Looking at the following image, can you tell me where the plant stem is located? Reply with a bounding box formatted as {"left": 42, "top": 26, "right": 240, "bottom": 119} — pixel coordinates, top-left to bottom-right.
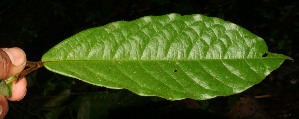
{"left": 17, "top": 61, "right": 44, "bottom": 81}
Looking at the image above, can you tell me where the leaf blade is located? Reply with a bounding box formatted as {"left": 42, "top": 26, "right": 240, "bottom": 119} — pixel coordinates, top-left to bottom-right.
{"left": 42, "top": 13, "right": 289, "bottom": 100}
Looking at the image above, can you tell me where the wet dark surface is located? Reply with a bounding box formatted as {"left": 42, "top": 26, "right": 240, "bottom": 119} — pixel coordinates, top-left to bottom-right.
{"left": 0, "top": 0, "right": 298, "bottom": 118}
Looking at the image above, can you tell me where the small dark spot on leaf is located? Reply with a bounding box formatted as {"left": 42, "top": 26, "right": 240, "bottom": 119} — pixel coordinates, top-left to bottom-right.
{"left": 174, "top": 69, "right": 178, "bottom": 72}
{"left": 262, "top": 52, "right": 268, "bottom": 57}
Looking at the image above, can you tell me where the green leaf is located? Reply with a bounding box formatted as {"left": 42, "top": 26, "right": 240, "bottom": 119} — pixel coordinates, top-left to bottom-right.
{"left": 0, "top": 76, "right": 15, "bottom": 97}
{"left": 42, "top": 13, "right": 290, "bottom": 100}
{"left": 0, "top": 81, "right": 9, "bottom": 97}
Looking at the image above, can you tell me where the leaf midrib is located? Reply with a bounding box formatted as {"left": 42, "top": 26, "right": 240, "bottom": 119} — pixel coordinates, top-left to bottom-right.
{"left": 43, "top": 57, "right": 285, "bottom": 62}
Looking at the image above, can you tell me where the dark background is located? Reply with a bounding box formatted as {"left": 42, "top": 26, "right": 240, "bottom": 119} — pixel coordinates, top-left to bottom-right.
{"left": 0, "top": 0, "right": 298, "bottom": 118}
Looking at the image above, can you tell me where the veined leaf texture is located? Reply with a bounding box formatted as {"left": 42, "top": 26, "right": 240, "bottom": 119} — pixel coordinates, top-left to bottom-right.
{"left": 42, "top": 13, "right": 290, "bottom": 100}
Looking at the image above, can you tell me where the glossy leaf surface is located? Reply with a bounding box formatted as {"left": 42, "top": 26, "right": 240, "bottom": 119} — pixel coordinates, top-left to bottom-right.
{"left": 42, "top": 14, "right": 289, "bottom": 100}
